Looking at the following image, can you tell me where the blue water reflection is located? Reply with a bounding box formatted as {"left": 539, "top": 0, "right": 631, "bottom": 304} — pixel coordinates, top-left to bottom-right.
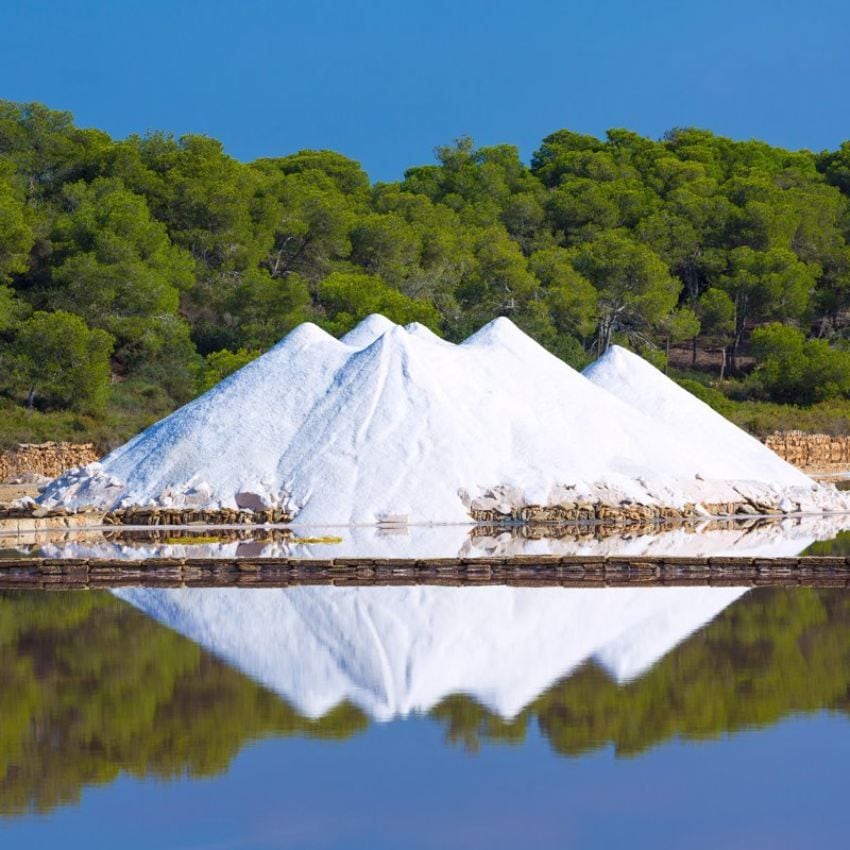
{"left": 1, "top": 585, "right": 849, "bottom": 849}
{"left": 3, "top": 714, "right": 848, "bottom": 850}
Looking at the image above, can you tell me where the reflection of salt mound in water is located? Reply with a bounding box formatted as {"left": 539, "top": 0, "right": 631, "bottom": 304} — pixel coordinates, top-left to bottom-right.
{"left": 115, "top": 585, "right": 747, "bottom": 721}
{"left": 463, "top": 515, "right": 850, "bottom": 560}
{"left": 40, "top": 315, "right": 848, "bottom": 522}
{"left": 25, "top": 514, "right": 850, "bottom": 561}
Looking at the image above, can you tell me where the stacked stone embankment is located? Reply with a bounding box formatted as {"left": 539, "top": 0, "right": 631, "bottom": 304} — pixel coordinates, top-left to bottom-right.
{"left": 0, "top": 442, "right": 99, "bottom": 482}
{"left": 765, "top": 432, "right": 850, "bottom": 475}
{"left": 0, "top": 500, "right": 793, "bottom": 529}
{"left": 1, "top": 555, "right": 850, "bottom": 589}
{"left": 469, "top": 500, "right": 771, "bottom": 524}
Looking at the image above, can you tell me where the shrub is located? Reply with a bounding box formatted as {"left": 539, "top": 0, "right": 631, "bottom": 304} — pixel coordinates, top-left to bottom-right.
{"left": 751, "top": 323, "right": 850, "bottom": 405}
{"left": 4, "top": 311, "right": 113, "bottom": 414}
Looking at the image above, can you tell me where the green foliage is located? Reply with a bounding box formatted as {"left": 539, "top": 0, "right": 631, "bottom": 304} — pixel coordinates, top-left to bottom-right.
{"left": 0, "top": 285, "right": 29, "bottom": 333}
{"left": 0, "top": 168, "right": 33, "bottom": 280}
{"left": 696, "top": 287, "right": 735, "bottom": 339}
{"left": 208, "top": 270, "right": 312, "bottom": 353}
{"left": 4, "top": 310, "right": 113, "bottom": 413}
{"left": 673, "top": 374, "right": 850, "bottom": 436}
{"left": 431, "top": 588, "right": 850, "bottom": 758}
{"left": 4, "top": 100, "right": 850, "bottom": 442}
{"left": 717, "top": 247, "right": 817, "bottom": 357}
{"left": 49, "top": 177, "right": 195, "bottom": 370}
{"left": 0, "top": 101, "right": 111, "bottom": 199}
{"left": 658, "top": 306, "right": 700, "bottom": 345}
{"left": 198, "top": 348, "right": 259, "bottom": 393}
{"left": 569, "top": 230, "right": 680, "bottom": 351}
{"left": 751, "top": 323, "right": 850, "bottom": 403}
{"left": 528, "top": 248, "right": 596, "bottom": 337}
{"left": 0, "top": 592, "right": 368, "bottom": 815}
{"left": 817, "top": 140, "right": 850, "bottom": 196}
{"left": 318, "top": 271, "right": 441, "bottom": 335}
{"left": 750, "top": 323, "right": 807, "bottom": 401}
{"left": 675, "top": 377, "right": 736, "bottom": 415}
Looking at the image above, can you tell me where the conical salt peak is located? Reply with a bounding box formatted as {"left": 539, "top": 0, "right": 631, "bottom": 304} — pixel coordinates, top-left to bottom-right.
{"left": 201, "top": 322, "right": 337, "bottom": 393}
{"left": 461, "top": 316, "right": 524, "bottom": 346}
{"left": 461, "top": 316, "right": 550, "bottom": 360}
{"left": 404, "top": 321, "right": 446, "bottom": 343}
{"left": 583, "top": 344, "right": 663, "bottom": 385}
{"left": 340, "top": 314, "right": 397, "bottom": 348}
{"left": 607, "top": 344, "right": 649, "bottom": 365}
{"left": 272, "top": 322, "right": 340, "bottom": 353}
{"left": 354, "top": 322, "right": 420, "bottom": 356}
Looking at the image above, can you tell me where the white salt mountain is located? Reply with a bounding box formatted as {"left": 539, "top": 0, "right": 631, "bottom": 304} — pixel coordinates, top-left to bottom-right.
{"left": 583, "top": 346, "right": 812, "bottom": 495}
{"left": 40, "top": 315, "right": 848, "bottom": 523}
{"left": 114, "top": 584, "right": 747, "bottom": 721}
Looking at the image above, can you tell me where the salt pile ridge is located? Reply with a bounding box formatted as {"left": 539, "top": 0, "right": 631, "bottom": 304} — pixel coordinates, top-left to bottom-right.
{"left": 115, "top": 585, "right": 747, "bottom": 721}
{"left": 40, "top": 315, "right": 850, "bottom": 523}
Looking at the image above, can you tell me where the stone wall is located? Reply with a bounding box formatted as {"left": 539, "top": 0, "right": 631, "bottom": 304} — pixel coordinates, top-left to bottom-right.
{"left": 764, "top": 431, "right": 850, "bottom": 475}
{"left": 1, "top": 431, "right": 846, "bottom": 490}
{"left": 1, "top": 554, "right": 849, "bottom": 590}
{"left": 0, "top": 442, "right": 99, "bottom": 482}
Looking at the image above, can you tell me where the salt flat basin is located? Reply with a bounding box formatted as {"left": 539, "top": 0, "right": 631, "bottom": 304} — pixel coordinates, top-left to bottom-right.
{"left": 116, "top": 583, "right": 747, "bottom": 722}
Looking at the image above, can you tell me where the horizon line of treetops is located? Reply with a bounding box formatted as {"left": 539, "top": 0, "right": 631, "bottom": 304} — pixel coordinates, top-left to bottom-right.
{"left": 3, "top": 98, "right": 850, "bottom": 422}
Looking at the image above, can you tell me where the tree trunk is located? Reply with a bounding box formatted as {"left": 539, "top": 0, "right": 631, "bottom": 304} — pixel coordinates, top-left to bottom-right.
{"left": 692, "top": 336, "right": 697, "bottom": 366}
{"left": 719, "top": 347, "right": 726, "bottom": 380}
{"left": 599, "top": 321, "right": 613, "bottom": 356}
{"left": 730, "top": 293, "right": 747, "bottom": 375}
{"left": 729, "top": 325, "right": 746, "bottom": 375}
{"left": 26, "top": 387, "right": 35, "bottom": 411}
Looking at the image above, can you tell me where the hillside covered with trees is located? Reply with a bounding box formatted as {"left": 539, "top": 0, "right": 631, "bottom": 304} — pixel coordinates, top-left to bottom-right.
{"left": 3, "top": 101, "right": 850, "bottom": 446}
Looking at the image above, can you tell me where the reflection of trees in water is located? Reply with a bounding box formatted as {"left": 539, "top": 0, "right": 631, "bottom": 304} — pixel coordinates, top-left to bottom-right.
{"left": 0, "top": 592, "right": 367, "bottom": 816}
{"left": 3, "top": 588, "right": 850, "bottom": 816}
{"left": 803, "top": 530, "right": 850, "bottom": 556}
{"left": 433, "top": 588, "right": 850, "bottom": 756}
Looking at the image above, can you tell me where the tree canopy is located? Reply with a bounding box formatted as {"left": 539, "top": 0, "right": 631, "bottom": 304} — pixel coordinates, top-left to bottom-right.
{"left": 4, "top": 100, "right": 850, "bottom": 441}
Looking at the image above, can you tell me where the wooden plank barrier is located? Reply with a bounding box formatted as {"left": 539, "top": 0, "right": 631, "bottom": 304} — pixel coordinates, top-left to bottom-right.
{"left": 1, "top": 556, "right": 850, "bottom": 590}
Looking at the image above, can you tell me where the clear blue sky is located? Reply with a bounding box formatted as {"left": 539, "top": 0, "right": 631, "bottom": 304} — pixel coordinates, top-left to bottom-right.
{"left": 2, "top": 0, "right": 847, "bottom": 182}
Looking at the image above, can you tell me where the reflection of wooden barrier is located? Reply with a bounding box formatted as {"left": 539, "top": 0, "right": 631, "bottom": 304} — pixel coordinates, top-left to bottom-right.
{"left": 2, "top": 556, "right": 850, "bottom": 589}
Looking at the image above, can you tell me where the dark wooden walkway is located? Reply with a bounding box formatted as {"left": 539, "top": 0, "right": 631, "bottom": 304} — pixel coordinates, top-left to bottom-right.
{"left": 1, "top": 555, "right": 850, "bottom": 589}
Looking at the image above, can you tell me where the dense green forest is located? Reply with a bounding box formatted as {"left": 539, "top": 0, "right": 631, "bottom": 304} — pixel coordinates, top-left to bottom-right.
{"left": 3, "top": 100, "right": 850, "bottom": 447}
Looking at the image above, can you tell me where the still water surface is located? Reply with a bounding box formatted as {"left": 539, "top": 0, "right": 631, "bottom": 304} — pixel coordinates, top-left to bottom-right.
{"left": 1, "top": 584, "right": 849, "bottom": 848}
{"left": 5, "top": 513, "right": 850, "bottom": 560}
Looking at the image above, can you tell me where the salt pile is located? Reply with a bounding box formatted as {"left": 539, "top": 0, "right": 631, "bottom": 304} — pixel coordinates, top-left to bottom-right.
{"left": 583, "top": 346, "right": 812, "bottom": 492}
{"left": 115, "top": 584, "right": 747, "bottom": 721}
{"left": 40, "top": 315, "right": 849, "bottom": 523}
